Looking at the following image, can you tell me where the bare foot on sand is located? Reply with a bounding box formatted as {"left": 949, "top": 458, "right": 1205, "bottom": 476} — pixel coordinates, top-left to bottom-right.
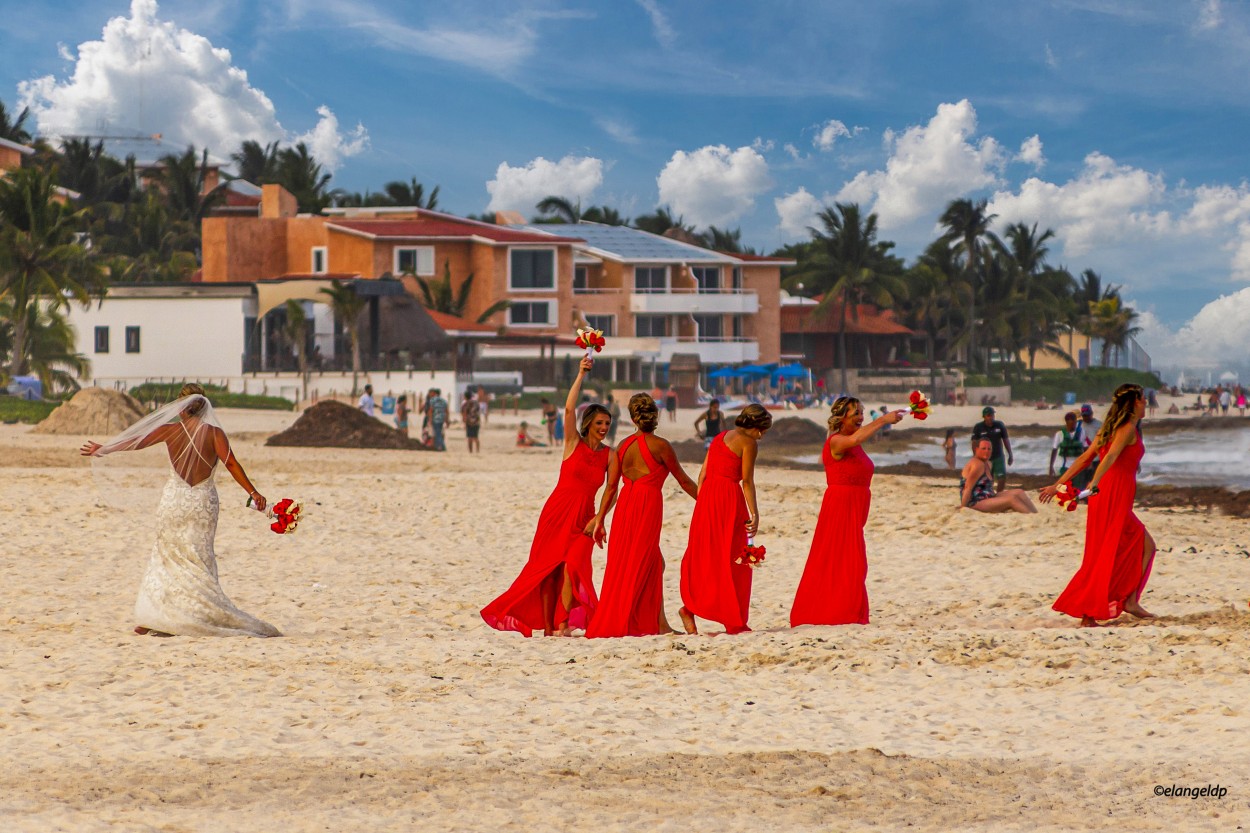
{"left": 1123, "top": 600, "right": 1156, "bottom": 619}
{"left": 678, "top": 606, "right": 697, "bottom": 635}
{"left": 1079, "top": 617, "right": 1103, "bottom": 628}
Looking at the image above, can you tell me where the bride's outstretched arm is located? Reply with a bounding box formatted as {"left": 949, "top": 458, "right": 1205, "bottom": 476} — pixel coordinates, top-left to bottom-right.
{"left": 213, "top": 428, "right": 267, "bottom": 511}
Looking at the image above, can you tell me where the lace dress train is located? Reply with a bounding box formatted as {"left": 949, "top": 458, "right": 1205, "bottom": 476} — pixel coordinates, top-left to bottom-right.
{"left": 133, "top": 473, "right": 281, "bottom": 637}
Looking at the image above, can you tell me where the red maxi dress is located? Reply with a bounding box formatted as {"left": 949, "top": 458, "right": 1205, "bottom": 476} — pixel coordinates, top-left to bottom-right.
{"left": 586, "top": 434, "right": 670, "bottom": 638}
{"left": 790, "top": 439, "right": 873, "bottom": 626}
{"left": 1053, "top": 433, "right": 1153, "bottom": 620}
{"left": 679, "top": 431, "right": 752, "bottom": 634}
{"left": 481, "top": 440, "right": 607, "bottom": 635}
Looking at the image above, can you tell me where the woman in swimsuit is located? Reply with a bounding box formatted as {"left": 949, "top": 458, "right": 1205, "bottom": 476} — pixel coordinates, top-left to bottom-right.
{"left": 959, "top": 438, "right": 1037, "bottom": 513}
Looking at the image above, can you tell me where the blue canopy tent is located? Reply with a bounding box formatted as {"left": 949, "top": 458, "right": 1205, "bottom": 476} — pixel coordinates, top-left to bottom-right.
{"left": 707, "top": 366, "right": 744, "bottom": 380}
{"left": 6, "top": 376, "right": 43, "bottom": 400}
{"left": 736, "top": 363, "right": 777, "bottom": 377}
{"left": 770, "top": 363, "right": 808, "bottom": 380}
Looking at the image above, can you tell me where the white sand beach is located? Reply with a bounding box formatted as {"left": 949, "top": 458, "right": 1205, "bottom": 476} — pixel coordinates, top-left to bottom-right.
{"left": 1, "top": 403, "right": 1248, "bottom": 831}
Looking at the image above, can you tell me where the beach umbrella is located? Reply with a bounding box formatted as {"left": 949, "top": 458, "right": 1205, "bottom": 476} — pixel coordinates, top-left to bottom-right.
{"left": 708, "top": 366, "right": 742, "bottom": 379}
{"left": 737, "top": 363, "right": 776, "bottom": 377}
{"left": 771, "top": 363, "right": 808, "bottom": 379}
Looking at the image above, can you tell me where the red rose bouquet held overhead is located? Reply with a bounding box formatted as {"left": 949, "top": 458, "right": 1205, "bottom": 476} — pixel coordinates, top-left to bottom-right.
{"left": 247, "top": 496, "right": 305, "bottom": 534}
{"left": 907, "top": 390, "right": 932, "bottom": 420}
{"left": 735, "top": 536, "right": 767, "bottom": 569}
{"left": 575, "top": 327, "right": 607, "bottom": 360}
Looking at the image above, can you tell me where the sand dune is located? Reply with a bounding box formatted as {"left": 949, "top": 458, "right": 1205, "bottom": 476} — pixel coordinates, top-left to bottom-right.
{"left": 1, "top": 406, "right": 1247, "bottom": 831}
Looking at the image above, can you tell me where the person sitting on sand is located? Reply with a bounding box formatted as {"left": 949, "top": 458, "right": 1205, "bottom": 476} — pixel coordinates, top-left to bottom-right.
{"left": 959, "top": 439, "right": 1037, "bottom": 513}
{"left": 516, "top": 421, "right": 546, "bottom": 447}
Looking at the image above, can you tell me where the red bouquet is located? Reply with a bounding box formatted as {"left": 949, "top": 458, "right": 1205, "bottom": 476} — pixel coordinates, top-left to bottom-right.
{"left": 735, "top": 537, "right": 767, "bottom": 569}
{"left": 907, "top": 390, "right": 932, "bottom": 420}
{"left": 248, "top": 496, "right": 304, "bottom": 534}
{"left": 1053, "top": 483, "right": 1079, "bottom": 512}
{"left": 575, "top": 326, "right": 607, "bottom": 359}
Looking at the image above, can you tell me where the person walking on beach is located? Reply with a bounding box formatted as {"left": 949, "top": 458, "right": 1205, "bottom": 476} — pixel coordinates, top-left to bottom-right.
{"left": 1041, "top": 384, "right": 1158, "bottom": 627}
{"left": 80, "top": 384, "right": 280, "bottom": 637}
{"left": 694, "top": 399, "right": 724, "bottom": 449}
{"left": 426, "top": 389, "right": 449, "bottom": 451}
{"left": 541, "top": 398, "right": 559, "bottom": 445}
{"left": 1049, "top": 411, "right": 1084, "bottom": 477}
{"left": 970, "top": 406, "right": 1012, "bottom": 493}
{"left": 665, "top": 386, "right": 678, "bottom": 422}
{"left": 678, "top": 404, "right": 772, "bottom": 635}
{"left": 942, "top": 429, "right": 957, "bottom": 469}
{"left": 461, "top": 390, "right": 481, "bottom": 453}
{"left": 607, "top": 396, "right": 621, "bottom": 444}
{"left": 1072, "top": 404, "right": 1101, "bottom": 492}
{"left": 587, "top": 393, "right": 699, "bottom": 638}
{"left": 790, "top": 398, "right": 905, "bottom": 627}
{"left": 959, "top": 439, "right": 1038, "bottom": 513}
{"left": 394, "top": 394, "right": 410, "bottom": 436}
{"left": 357, "top": 384, "right": 376, "bottom": 417}
{"left": 482, "top": 358, "right": 615, "bottom": 637}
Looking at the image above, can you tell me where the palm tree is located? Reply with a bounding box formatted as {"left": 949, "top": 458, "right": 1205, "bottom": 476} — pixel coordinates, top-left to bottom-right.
{"left": 283, "top": 299, "right": 310, "bottom": 401}
{"left": 413, "top": 259, "right": 511, "bottom": 323}
{"left": 231, "top": 139, "right": 280, "bottom": 184}
{"left": 534, "top": 195, "right": 582, "bottom": 223}
{"left": 581, "top": 205, "right": 628, "bottom": 226}
{"left": 1088, "top": 296, "right": 1141, "bottom": 368}
{"left": 0, "top": 168, "right": 101, "bottom": 377}
{"left": 0, "top": 100, "right": 32, "bottom": 144}
{"left": 902, "top": 243, "right": 967, "bottom": 393}
{"left": 700, "top": 226, "right": 757, "bottom": 254}
{"left": 0, "top": 300, "right": 90, "bottom": 394}
{"left": 633, "top": 206, "right": 695, "bottom": 238}
{"left": 276, "top": 142, "right": 332, "bottom": 213}
{"left": 157, "top": 146, "right": 226, "bottom": 224}
{"left": 319, "top": 280, "right": 368, "bottom": 395}
{"left": 383, "top": 178, "right": 439, "bottom": 209}
{"left": 1001, "top": 222, "right": 1066, "bottom": 378}
{"left": 787, "top": 202, "right": 905, "bottom": 392}
{"left": 939, "top": 198, "right": 997, "bottom": 374}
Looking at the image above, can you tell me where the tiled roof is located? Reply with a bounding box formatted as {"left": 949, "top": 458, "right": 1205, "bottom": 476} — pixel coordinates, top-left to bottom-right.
{"left": 328, "top": 219, "right": 581, "bottom": 244}
{"left": 780, "top": 302, "right": 914, "bottom": 336}
{"left": 524, "top": 223, "right": 732, "bottom": 262}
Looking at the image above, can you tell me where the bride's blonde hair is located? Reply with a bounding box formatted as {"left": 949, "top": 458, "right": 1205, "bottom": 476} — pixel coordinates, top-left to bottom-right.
{"left": 180, "top": 383, "right": 207, "bottom": 416}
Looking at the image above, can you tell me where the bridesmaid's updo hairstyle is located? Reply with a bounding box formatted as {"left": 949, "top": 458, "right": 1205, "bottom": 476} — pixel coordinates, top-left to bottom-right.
{"left": 1095, "top": 383, "right": 1144, "bottom": 447}
{"left": 827, "top": 396, "right": 862, "bottom": 435}
{"left": 179, "top": 382, "right": 207, "bottom": 417}
{"left": 734, "top": 403, "right": 773, "bottom": 432}
{"left": 628, "top": 393, "right": 660, "bottom": 433}
{"left": 579, "top": 403, "right": 612, "bottom": 438}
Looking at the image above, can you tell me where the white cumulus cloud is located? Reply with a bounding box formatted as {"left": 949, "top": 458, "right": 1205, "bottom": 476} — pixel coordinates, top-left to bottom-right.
{"left": 1136, "top": 287, "right": 1250, "bottom": 370}
{"left": 293, "top": 106, "right": 370, "bottom": 173}
{"left": 835, "top": 99, "right": 1006, "bottom": 230}
{"left": 485, "top": 155, "right": 604, "bottom": 213}
{"left": 656, "top": 144, "right": 772, "bottom": 227}
{"left": 813, "top": 119, "right": 851, "bottom": 152}
{"left": 775, "top": 187, "right": 824, "bottom": 240}
{"left": 18, "top": 0, "right": 366, "bottom": 170}
{"left": 1017, "top": 135, "right": 1045, "bottom": 169}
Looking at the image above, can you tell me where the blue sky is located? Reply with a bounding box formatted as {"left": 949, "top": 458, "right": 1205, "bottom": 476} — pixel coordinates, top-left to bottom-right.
{"left": 3, "top": 0, "right": 1250, "bottom": 370}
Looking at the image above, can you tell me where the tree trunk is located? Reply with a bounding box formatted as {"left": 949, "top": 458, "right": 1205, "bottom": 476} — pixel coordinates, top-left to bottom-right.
{"left": 1028, "top": 347, "right": 1036, "bottom": 382}
{"left": 926, "top": 333, "right": 937, "bottom": 396}
{"left": 350, "top": 327, "right": 362, "bottom": 395}
{"left": 8, "top": 306, "right": 29, "bottom": 377}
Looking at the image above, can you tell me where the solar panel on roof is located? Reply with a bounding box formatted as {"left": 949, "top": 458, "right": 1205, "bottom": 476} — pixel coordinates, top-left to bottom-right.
{"left": 524, "top": 224, "right": 730, "bottom": 262}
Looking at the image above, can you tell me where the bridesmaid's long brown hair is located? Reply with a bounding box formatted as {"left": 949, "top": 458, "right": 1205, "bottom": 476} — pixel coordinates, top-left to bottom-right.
{"left": 1094, "top": 383, "right": 1144, "bottom": 447}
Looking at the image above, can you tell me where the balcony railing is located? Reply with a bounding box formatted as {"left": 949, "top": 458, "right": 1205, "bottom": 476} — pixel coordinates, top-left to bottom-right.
{"left": 630, "top": 289, "right": 759, "bottom": 315}
{"left": 573, "top": 287, "right": 625, "bottom": 295}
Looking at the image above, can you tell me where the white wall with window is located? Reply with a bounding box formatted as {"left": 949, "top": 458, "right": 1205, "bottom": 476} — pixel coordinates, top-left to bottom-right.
{"left": 65, "top": 287, "right": 254, "bottom": 385}
{"left": 393, "top": 246, "right": 435, "bottom": 276}
{"left": 508, "top": 299, "right": 557, "bottom": 327}
{"left": 635, "top": 314, "right": 669, "bottom": 338}
{"left": 509, "top": 248, "right": 556, "bottom": 291}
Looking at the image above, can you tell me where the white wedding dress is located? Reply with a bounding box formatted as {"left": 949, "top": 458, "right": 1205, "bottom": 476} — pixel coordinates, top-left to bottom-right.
{"left": 133, "top": 471, "right": 281, "bottom": 637}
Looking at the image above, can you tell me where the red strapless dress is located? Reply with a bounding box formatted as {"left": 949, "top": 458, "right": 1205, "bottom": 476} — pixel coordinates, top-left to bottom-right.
{"left": 481, "top": 440, "right": 607, "bottom": 635}
{"left": 586, "top": 433, "right": 670, "bottom": 638}
{"left": 679, "top": 432, "right": 752, "bottom": 634}
{"left": 1053, "top": 434, "right": 1153, "bottom": 620}
{"left": 790, "top": 439, "right": 873, "bottom": 626}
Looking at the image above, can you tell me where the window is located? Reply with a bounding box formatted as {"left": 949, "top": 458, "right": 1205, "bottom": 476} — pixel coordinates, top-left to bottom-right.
{"left": 694, "top": 314, "right": 723, "bottom": 340}
{"left": 573, "top": 266, "right": 588, "bottom": 293}
{"left": 125, "top": 326, "right": 141, "bottom": 353}
{"left": 633, "top": 266, "right": 667, "bottom": 294}
{"left": 394, "top": 246, "right": 435, "bottom": 276}
{"left": 692, "top": 266, "right": 721, "bottom": 293}
{"left": 584, "top": 314, "right": 615, "bottom": 337}
{"left": 732, "top": 266, "right": 743, "bottom": 290}
{"left": 508, "top": 300, "right": 555, "bottom": 327}
{"left": 94, "top": 326, "right": 109, "bottom": 354}
{"left": 731, "top": 315, "right": 743, "bottom": 339}
{"left": 635, "top": 315, "right": 668, "bottom": 338}
{"left": 311, "top": 246, "right": 328, "bottom": 274}
{"left": 509, "top": 249, "right": 555, "bottom": 290}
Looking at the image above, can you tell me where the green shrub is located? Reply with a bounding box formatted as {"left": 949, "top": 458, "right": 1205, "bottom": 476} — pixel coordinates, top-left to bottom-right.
{"left": 0, "top": 397, "right": 60, "bottom": 424}
{"left": 128, "top": 382, "right": 294, "bottom": 411}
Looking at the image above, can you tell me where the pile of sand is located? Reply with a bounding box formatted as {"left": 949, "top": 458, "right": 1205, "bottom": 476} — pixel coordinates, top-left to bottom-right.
{"left": 266, "top": 400, "right": 430, "bottom": 450}
{"left": 31, "top": 388, "right": 146, "bottom": 435}
{"left": 766, "top": 415, "right": 829, "bottom": 445}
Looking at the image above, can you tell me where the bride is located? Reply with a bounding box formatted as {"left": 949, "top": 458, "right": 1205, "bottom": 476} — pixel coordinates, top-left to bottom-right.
{"left": 80, "top": 383, "right": 281, "bottom": 637}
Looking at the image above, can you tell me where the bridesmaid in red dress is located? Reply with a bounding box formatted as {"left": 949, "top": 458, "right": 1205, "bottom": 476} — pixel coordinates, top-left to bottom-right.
{"left": 481, "top": 358, "right": 617, "bottom": 636}
{"left": 586, "top": 394, "right": 698, "bottom": 638}
{"left": 678, "top": 404, "right": 773, "bottom": 635}
{"left": 790, "top": 397, "right": 905, "bottom": 627}
{"left": 1041, "top": 384, "right": 1159, "bottom": 627}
